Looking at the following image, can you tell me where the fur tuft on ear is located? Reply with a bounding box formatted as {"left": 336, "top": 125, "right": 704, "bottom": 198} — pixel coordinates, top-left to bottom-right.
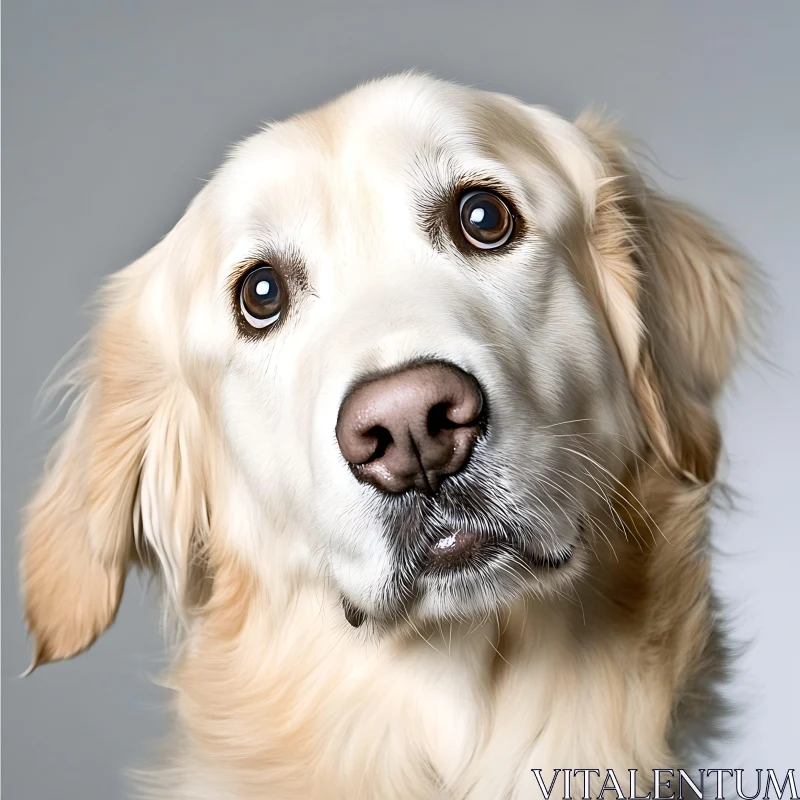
{"left": 22, "top": 401, "right": 129, "bottom": 666}
{"left": 576, "top": 111, "right": 753, "bottom": 484}
{"left": 21, "top": 235, "right": 212, "bottom": 667}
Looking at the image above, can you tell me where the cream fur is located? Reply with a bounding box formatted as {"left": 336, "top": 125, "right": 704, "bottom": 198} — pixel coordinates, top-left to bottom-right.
{"left": 20, "top": 74, "right": 753, "bottom": 799}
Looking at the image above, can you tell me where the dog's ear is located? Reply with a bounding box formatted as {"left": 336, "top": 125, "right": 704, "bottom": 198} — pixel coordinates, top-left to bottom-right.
{"left": 21, "top": 204, "right": 215, "bottom": 668}
{"left": 575, "top": 113, "right": 753, "bottom": 483}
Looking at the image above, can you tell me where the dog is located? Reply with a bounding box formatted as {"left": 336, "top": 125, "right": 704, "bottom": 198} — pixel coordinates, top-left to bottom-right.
{"left": 20, "top": 74, "right": 752, "bottom": 799}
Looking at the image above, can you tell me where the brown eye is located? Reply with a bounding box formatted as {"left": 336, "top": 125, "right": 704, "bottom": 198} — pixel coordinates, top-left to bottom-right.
{"left": 239, "top": 264, "right": 283, "bottom": 329}
{"left": 458, "top": 190, "right": 513, "bottom": 250}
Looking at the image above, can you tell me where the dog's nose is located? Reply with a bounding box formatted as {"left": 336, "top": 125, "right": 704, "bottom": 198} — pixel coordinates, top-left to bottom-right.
{"left": 336, "top": 361, "right": 484, "bottom": 494}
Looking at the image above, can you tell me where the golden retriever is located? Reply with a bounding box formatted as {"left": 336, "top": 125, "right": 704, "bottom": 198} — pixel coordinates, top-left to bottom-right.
{"left": 21, "top": 74, "right": 752, "bottom": 799}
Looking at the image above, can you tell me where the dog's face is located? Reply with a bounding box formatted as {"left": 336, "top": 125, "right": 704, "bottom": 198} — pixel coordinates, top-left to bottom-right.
{"left": 23, "top": 75, "right": 744, "bottom": 662}
{"left": 191, "top": 77, "right": 636, "bottom": 625}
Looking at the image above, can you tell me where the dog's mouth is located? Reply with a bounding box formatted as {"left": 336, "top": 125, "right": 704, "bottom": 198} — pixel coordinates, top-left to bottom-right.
{"left": 342, "top": 519, "right": 578, "bottom": 628}
{"left": 424, "top": 527, "right": 575, "bottom": 573}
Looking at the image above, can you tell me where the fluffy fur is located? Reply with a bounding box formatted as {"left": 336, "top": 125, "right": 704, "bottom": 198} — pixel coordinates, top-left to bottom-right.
{"left": 21, "top": 75, "right": 753, "bottom": 799}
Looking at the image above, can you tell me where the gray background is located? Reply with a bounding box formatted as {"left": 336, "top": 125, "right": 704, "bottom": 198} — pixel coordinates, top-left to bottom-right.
{"left": 3, "top": 2, "right": 799, "bottom": 797}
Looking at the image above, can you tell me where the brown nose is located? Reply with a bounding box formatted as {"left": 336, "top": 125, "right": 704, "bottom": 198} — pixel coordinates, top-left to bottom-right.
{"left": 336, "top": 361, "right": 484, "bottom": 494}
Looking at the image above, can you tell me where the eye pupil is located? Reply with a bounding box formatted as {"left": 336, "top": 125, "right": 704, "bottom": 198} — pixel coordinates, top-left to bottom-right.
{"left": 239, "top": 264, "right": 283, "bottom": 331}
{"left": 459, "top": 190, "right": 513, "bottom": 250}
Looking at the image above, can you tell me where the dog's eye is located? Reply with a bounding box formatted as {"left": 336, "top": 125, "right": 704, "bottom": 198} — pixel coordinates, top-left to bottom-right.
{"left": 239, "top": 264, "right": 283, "bottom": 329}
{"left": 458, "top": 190, "right": 513, "bottom": 250}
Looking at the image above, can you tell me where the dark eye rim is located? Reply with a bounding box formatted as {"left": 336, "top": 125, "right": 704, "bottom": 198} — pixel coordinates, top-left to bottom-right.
{"left": 458, "top": 189, "right": 515, "bottom": 250}
{"left": 231, "top": 260, "right": 289, "bottom": 338}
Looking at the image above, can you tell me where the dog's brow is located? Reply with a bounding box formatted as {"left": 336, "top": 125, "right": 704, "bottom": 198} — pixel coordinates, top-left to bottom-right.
{"left": 230, "top": 244, "right": 312, "bottom": 296}
{"left": 409, "top": 147, "right": 523, "bottom": 211}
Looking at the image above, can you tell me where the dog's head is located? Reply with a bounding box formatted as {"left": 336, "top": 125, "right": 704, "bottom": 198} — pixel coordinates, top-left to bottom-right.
{"left": 21, "top": 75, "right": 749, "bottom": 662}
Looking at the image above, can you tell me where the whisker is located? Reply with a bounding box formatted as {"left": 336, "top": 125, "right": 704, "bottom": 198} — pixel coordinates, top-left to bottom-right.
{"left": 556, "top": 445, "right": 669, "bottom": 544}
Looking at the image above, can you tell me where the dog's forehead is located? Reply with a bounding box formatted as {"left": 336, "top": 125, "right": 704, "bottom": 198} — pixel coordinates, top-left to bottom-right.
{"left": 247, "top": 76, "right": 490, "bottom": 171}
{"left": 213, "top": 77, "right": 516, "bottom": 237}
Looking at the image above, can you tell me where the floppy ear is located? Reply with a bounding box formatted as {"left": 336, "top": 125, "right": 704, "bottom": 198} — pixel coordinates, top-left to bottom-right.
{"left": 575, "top": 112, "right": 753, "bottom": 483}
{"left": 21, "top": 220, "right": 213, "bottom": 667}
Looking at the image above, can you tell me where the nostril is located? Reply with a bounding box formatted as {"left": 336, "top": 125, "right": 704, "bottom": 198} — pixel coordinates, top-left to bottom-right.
{"left": 427, "top": 404, "right": 445, "bottom": 436}
{"left": 365, "top": 425, "right": 393, "bottom": 462}
{"left": 427, "top": 388, "right": 484, "bottom": 437}
{"left": 427, "top": 402, "right": 457, "bottom": 435}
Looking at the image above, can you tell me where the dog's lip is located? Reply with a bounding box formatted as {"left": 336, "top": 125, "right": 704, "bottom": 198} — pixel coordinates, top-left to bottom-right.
{"left": 521, "top": 544, "right": 575, "bottom": 569}
{"left": 424, "top": 527, "right": 575, "bottom": 572}
{"left": 427, "top": 528, "right": 480, "bottom": 568}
